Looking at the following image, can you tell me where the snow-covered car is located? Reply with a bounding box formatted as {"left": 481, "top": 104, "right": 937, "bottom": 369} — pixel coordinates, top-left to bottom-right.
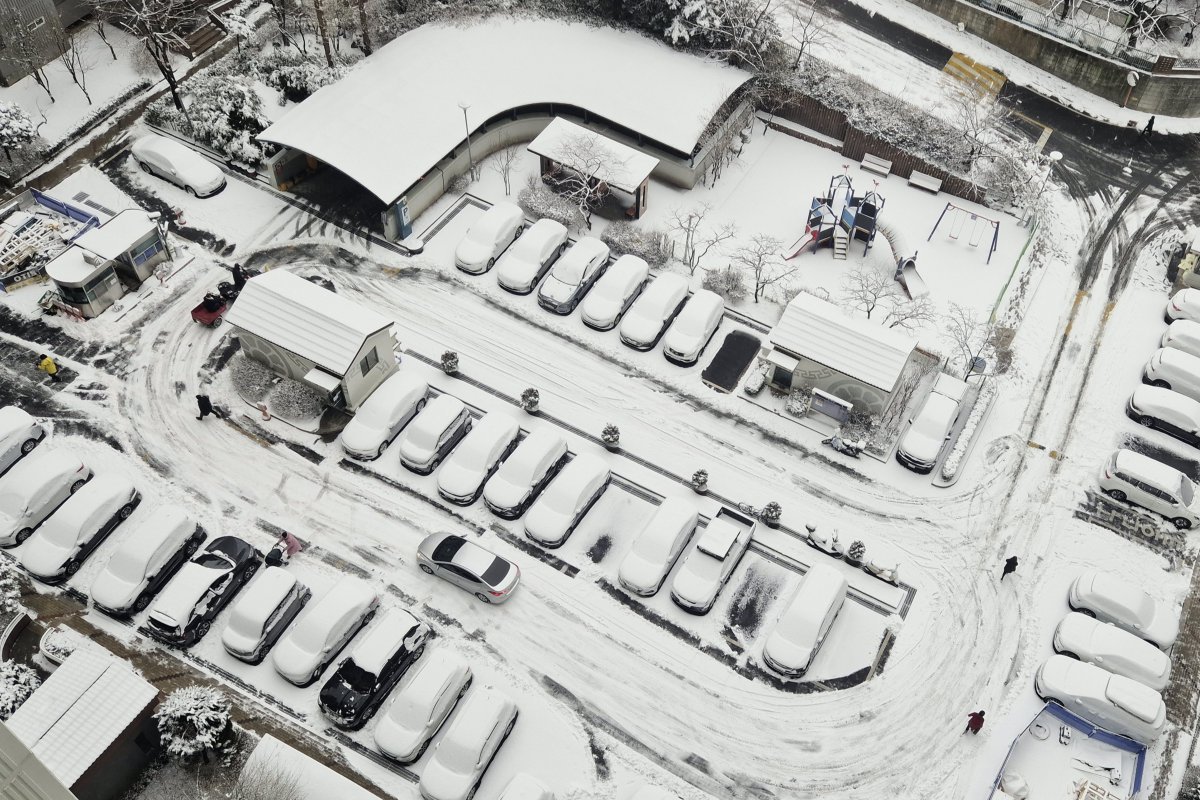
{"left": 418, "top": 690, "right": 519, "bottom": 800}
{"left": 221, "top": 567, "right": 311, "bottom": 664}
{"left": 761, "top": 564, "right": 847, "bottom": 677}
{"left": 580, "top": 254, "right": 650, "bottom": 331}
{"left": 1068, "top": 570, "right": 1179, "bottom": 649}
{"left": 319, "top": 607, "right": 431, "bottom": 730}
{"left": 524, "top": 454, "right": 610, "bottom": 548}
{"left": 436, "top": 412, "right": 521, "bottom": 505}
{"left": 619, "top": 273, "right": 690, "bottom": 350}
{"left": 1143, "top": 347, "right": 1200, "bottom": 402}
{"left": 1053, "top": 612, "right": 1171, "bottom": 691}
{"left": 896, "top": 373, "right": 970, "bottom": 473}
{"left": 494, "top": 218, "right": 568, "bottom": 291}
{"left": 482, "top": 428, "right": 568, "bottom": 519}
{"left": 1034, "top": 655, "right": 1166, "bottom": 744}
{"left": 374, "top": 647, "right": 473, "bottom": 763}
{"left": 272, "top": 578, "right": 379, "bottom": 686}
{"left": 456, "top": 202, "right": 526, "bottom": 275}
{"left": 498, "top": 774, "right": 553, "bottom": 800}
{"left": 416, "top": 532, "right": 521, "bottom": 604}
{"left": 1126, "top": 385, "right": 1200, "bottom": 448}
{"left": 340, "top": 372, "right": 429, "bottom": 460}
{"left": 145, "top": 536, "right": 261, "bottom": 647}
{"left": 0, "top": 406, "right": 45, "bottom": 478}
{"left": 0, "top": 449, "right": 92, "bottom": 546}
{"left": 670, "top": 508, "right": 755, "bottom": 615}
{"left": 20, "top": 473, "right": 141, "bottom": 584}
{"left": 661, "top": 289, "right": 724, "bottom": 365}
{"left": 131, "top": 134, "right": 226, "bottom": 197}
{"left": 1161, "top": 318, "right": 1200, "bottom": 359}
{"left": 91, "top": 505, "right": 203, "bottom": 618}
{"left": 1165, "top": 287, "right": 1200, "bottom": 323}
{"left": 399, "top": 394, "right": 473, "bottom": 475}
{"left": 535, "top": 236, "right": 610, "bottom": 313}
{"left": 618, "top": 498, "right": 698, "bottom": 596}
{"left": 1098, "top": 448, "right": 1200, "bottom": 530}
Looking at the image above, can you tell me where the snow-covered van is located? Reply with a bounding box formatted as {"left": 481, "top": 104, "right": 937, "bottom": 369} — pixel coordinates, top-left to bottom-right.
{"left": 0, "top": 449, "right": 91, "bottom": 546}
{"left": 1143, "top": 347, "right": 1200, "bottom": 402}
{"left": 21, "top": 473, "right": 140, "bottom": 583}
{"left": 90, "top": 505, "right": 202, "bottom": 617}
{"left": 761, "top": 564, "right": 847, "bottom": 677}
{"left": 456, "top": 202, "right": 525, "bottom": 275}
{"left": 0, "top": 405, "right": 45, "bottom": 478}
{"left": 482, "top": 428, "right": 568, "bottom": 519}
{"left": 1098, "top": 448, "right": 1200, "bottom": 530}
{"left": 896, "top": 373, "right": 970, "bottom": 474}
{"left": 222, "top": 566, "right": 311, "bottom": 664}
{"left": 1125, "top": 384, "right": 1200, "bottom": 448}
{"left": 618, "top": 498, "right": 698, "bottom": 596}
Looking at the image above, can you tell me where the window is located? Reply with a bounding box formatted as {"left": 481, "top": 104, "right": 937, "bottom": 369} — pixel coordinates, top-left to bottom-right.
{"left": 131, "top": 238, "right": 164, "bottom": 266}
{"left": 359, "top": 348, "right": 379, "bottom": 377}
{"left": 26, "top": 16, "right": 45, "bottom": 31}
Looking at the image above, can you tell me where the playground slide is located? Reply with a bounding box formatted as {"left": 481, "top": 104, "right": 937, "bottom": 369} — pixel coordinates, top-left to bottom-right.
{"left": 896, "top": 258, "right": 929, "bottom": 299}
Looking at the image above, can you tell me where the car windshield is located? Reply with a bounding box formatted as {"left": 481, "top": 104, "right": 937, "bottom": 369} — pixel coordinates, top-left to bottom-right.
{"left": 481, "top": 557, "right": 510, "bottom": 586}
{"left": 42, "top": 518, "right": 82, "bottom": 548}
{"left": 467, "top": 223, "right": 497, "bottom": 246}
{"left": 438, "top": 731, "right": 485, "bottom": 771}
{"left": 339, "top": 660, "right": 375, "bottom": 692}
{"left": 553, "top": 257, "right": 586, "bottom": 284}
{"left": 407, "top": 424, "right": 440, "bottom": 451}
{"left": 1181, "top": 476, "right": 1195, "bottom": 505}
{"left": 194, "top": 552, "right": 233, "bottom": 569}
{"left": 432, "top": 536, "right": 465, "bottom": 564}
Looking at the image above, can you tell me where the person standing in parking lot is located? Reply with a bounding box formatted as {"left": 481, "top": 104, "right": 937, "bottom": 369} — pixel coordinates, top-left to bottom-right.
{"left": 964, "top": 710, "right": 985, "bottom": 735}
{"left": 1001, "top": 555, "right": 1018, "bottom": 581}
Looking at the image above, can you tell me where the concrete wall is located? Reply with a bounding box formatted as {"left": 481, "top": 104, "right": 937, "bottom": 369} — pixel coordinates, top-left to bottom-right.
{"left": 904, "top": 0, "right": 1200, "bottom": 116}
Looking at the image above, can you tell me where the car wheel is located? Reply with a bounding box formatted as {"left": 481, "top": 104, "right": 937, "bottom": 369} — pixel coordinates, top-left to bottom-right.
{"left": 1056, "top": 650, "right": 1078, "bottom": 660}
{"left": 70, "top": 479, "right": 86, "bottom": 493}
{"left": 15, "top": 528, "right": 32, "bottom": 544}
{"left": 242, "top": 563, "right": 258, "bottom": 582}
{"left": 197, "top": 621, "right": 211, "bottom": 638}
{"left": 377, "top": 442, "right": 387, "bottom": 459}
{"left": 430, "top": 457, "right": 441, "bottom": 471}
{"left": 487, "top": 257, "right": 495, "bottom": 270}
{"left": 475, "top": 593, "right": 491, "bottom": 603}
{"left": 212, "top": 317, "right": 223, "bottom": 326}
{"left": 139, "top": 160, "right": 152, "bottom": 174}
{"left": 186, "top": 537, "right": 202, "bottom": 556}
{"left": 119, "top": 503, "right": 135, "bottom": 520}
{"left": 1136, "top": 415, "right": 1156, "bottom": 428}
{"left": 1174, "top": 517, "right": 1193, "bottom": 530}
{"left": 1077, "top": 608, "right": 1095, "bottom": 618}
{"left": 66, "top": 560, "right": 80, "bottom": 576}
{"left": 466, "top": 785, "right": 478, "bottom": 800}
{"left": 502, "top": 713, "right": 517, "bottom": 739}
{"left": 1042, "top": 696, "right": 1063, "bottom": 707}
{"left": 1152, "top": 379, "right": 1171, "bottom": 389}
{"left": 134, "top": 594, "right": 151, "bottom": 612}
{"left": 411, "top": 642, "right": 426, "bottom": 661}
{"left": 20, "top": 438, "right": 39, "bottom": 454}
{"left": 1106, "top": 489, "right": 1127, "bottom": 502}
{"left": 416, "top": 398, "right": 427, "bottom": 413}
{"left": 420, "top": 564, "right": 434, "bottom": 575}
{"left": 186, "top": 185, "right": 197, "bottom": 197}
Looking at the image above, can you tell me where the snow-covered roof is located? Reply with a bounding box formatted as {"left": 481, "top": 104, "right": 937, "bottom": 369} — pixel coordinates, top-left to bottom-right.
{"left": 224, "top": 270, "right": 393, "bottom": 376}
{"left": 769, "top": 293, "right": 918, "bottom": 393}
{"left": 527, "top": 118, "right": 661, "bottom": 194}
{"left": 6, "top": 648, "right": 157, "bottom": 789}
{"left": 45, "top": 246, "right": 110, "bottom": 286}
{"left": 241, "top": 734, "right": 386, "bottom": 800}
{"left": 75, "top": 209, "right": 157, "bottom": 260}
{"left": 257, "top": 18, "right": 750, "bottom": 204}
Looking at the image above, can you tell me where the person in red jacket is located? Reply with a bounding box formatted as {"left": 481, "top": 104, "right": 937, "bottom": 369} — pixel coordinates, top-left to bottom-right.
{"left": 964, "top": 710, "right": 986, "bottom": 735}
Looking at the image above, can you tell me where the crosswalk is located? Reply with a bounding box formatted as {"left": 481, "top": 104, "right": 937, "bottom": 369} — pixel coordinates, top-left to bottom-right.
{"left": 944, "top": 51, "right": 1008, "bottom": 96}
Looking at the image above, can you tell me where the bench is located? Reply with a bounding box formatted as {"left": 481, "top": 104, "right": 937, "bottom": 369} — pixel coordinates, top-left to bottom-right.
{"left": 908, "top": 170, "right": 943, "bottom": 194}
{"left": 861, "top": 153, "right": 892, "bottom": 177}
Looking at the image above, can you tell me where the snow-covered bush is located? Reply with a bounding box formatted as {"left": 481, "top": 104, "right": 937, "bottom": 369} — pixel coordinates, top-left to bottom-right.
{"left": 0, "top": 557, "right": 23, "bottom": 616}
{"left": 601, "top": 424, "right": 620, "bottom": 447}
{"left": 0, "top": 102, "right": 36, "bottom": 161}
{"left": 441, "top": 350, "right": 459, "bottom": 375}
{"left": 760, "top": 501, "right": 782, "bottom": 527}
{"left": 518, "top": 179, "right": 580, "bottom": 230}
{"left": 0, "top": 662, "right": 39, "bottom": 720}
{"left": 268, "top": 377, "right": 325, "bottom": 419}
{"left": 600, "top": 222, "right": 671, "bottom": 267}
{"left": 258, "top": 49, "right": 342, "bottom": 102}
{"left": 39, "top": 625, "right": 81, "bottom": 664}
{"left": 231, "top": 355, "right": 275, "bottom": 402}
{"left": 743, "top": 362, "right": 767, "bottom": 396}
{"left": 145, "top": 72, "right": 270, "bottom": 167}
{"left": 691, "top": 468, "right": 708, "bottom": 493}
{"left": 785, "top": 386, "right": 811, "bottom": 416}
{"left": 941, "top": 382, "right": 997, "bottom": 481}
{"left": 702, "top": 264, "right": 748, "bottom": 301}
{"left": 154, "top": 686, "right": 234, "bottom": 762}
{"left": 520, "top": 388, "right": 540, "bottom": 414}
{"left": 847, "top": 539, "right": 866, "bottom": 564}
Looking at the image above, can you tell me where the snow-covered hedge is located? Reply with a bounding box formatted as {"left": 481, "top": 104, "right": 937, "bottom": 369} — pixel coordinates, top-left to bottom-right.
{"left": 518, "top": 181, "right": 580, "bottom": 230}
{"left": 743, "top": 362, "right": 767, "bottom": 395}
{"left": 145, "top": 72, "right": 270, "bottom": 167}
{"left": 702, "top": 264, "right": 747, "bottom": 301}
{"left": 0, "top": 662, "right": 39, "bottom": 720}
{"left": 941, "top": 382, "right": 996, "bottom": 481}
{"left": 258, "top": 49, "right": 341, "bottom": 103}
{"left": 39, "top": 626, "right": 81, "bottom": 664}
{"left": 230, "top": 355, "right": 275, "bottom": 402}
{"left": 154, "top": 686, "right": 233, "bottom": 762}
{"left": 600, "top": 222, "right": 671, "bottom": 267}
{"left": 268, "top": 377, "right": 325, "bottom": 420}
{"left": 785, "top": 386, "right": 811, "bottom": 416}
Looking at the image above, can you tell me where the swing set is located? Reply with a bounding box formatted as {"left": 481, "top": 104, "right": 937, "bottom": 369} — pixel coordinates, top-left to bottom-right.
{"left": 927, "top": 203, "right": 1000, "bottom": 264}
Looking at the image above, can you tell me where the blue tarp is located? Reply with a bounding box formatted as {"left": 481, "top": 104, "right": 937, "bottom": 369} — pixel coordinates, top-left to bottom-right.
{"left": 30, "top": 189, "right": 100, "bottom": 242}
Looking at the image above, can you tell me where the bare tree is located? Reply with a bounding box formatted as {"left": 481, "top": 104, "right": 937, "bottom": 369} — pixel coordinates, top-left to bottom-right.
{"left": 841, "top": 267, "right": 895, "bottom": 320}
{"left": 0, "top": 14, "right": 55, "bottom": 102}
{"left": 311, "top": 0, "right": 335, "bottom": 68}
{"left": 666, "top": 0, "right": 784, "bottom": 73}
{"left": 949, "top": 86, "right": 1009, "bottom": 162}
{"left": 230, "top": 758, "right": 304, "bottom": 800}
{"left": 489, "top": 142, "right": 521, "bottom": 196}
{"left": 666, "top": 203, "right": 738, "bottom": 275}
{"left": 787, "top": 0, "right": 830, "bottom": 70}
{"left": 94, "top": 20, "right": 118, "bottom": 60}
{"left": 92, "top": 0, "right": 194, "bottom": 113}
{"left": 541, "top": 133, "right": 628, "bottom": 230}
{"left": 51, "top": 22, "right": 93, "bottom": 104}
{"left": 942, "top": 302, "right": 994, "bottom": 377}
{"left": 731, "top": 234, "right": 794, "bottom": 302}
{"left": 882, "top": 296, "right": 935, "bottom": 331}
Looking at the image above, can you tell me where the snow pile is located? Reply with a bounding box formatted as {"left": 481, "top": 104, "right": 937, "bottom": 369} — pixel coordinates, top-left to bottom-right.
{"left": 518, "top": 180, "right": 581, "bottom": 230}
{"left": 941, "top": 381, "right": 997, "bottom": 481}
{"left": 0, "top": 662, "right": 40, "bottom": 720}
{"left": 268, "top": 377, "right": 325, "bottom": 420}
{"left": 600, "top": 221, "right": 671, "bottom": 267}
{"left": 154, "top": 686, "right": 233, "bottom": 761}
{"left": 230, "top": 354, "right": 276, "bottom": 402}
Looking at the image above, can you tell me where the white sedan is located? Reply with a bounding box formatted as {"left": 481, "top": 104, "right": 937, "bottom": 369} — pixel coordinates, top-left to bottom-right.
{"left": 271, "top": 579, "right": 379, "bottom": 686}
{"left": 437, "top": 412, "right": 521, "bottom": 505}
{"left": 524, "top": 453, "right": 610, "bottom": 548}
{"left": 619, "top": 273, "right": 690, "bottom": 350}
{"left": 1069, "top": 570, "right": 1179, "bottom": 649}
{"left": 455, "top": 202, "right": 525, "bottom": 274}
{"left": 494, "top": 218, "right": 568, "bottom": 291}
{"left": 580, "top": 254, "right": 649, "bottom": 331}
{"left": 1053, "top": 612, "right": 1171, "bottom": 691}
{"left": 662, "top": 289, "right": 724, "bottom": 365}
{"left": 0, "top": 449, "right": 91, "bottom": 545}
{"left": 536, "top": 236, "right": 610, "bottom": 314}
{"left": 340, "top": 372, "right": 429, "bottom": 460}
{"left": 617, "top": 498, "right": 697, "bottom": 596}
{"left": 131, "top": 134, "right": 226, "bottom": 197}
{"left": 0, "top": 406, "right": 45, "bottom": 478}
{"left": 670, "top": 514, "right": 753, "bottom": 614}
{"left": 398, "top": 394, "right": 472, "bottom": 474}
{"left": 419, "top": 690, "right": 519, "bottom": 800}
{"left": 374, "top": 648, "right": 473, "bottom": 763}
{"left": 1034, "top": 654, "right": 1166, "bottom": 744}
{"left": 20, "top": 473, "right": 140, "bottom": 583}
{"left": 1165, "top": 287, "right": 1200, "bottom": 323}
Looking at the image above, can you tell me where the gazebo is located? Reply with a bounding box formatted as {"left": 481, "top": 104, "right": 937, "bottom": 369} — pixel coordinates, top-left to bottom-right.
{"left": 527, "top": 118, "right": 660, "bottom": 220}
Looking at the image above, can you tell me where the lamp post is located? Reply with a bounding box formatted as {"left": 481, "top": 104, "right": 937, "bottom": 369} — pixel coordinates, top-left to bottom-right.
{"left": 1026, "top": 150, "right": 1062, "bottom": 227}
{"left": 458, "top": 101, "right": 476, "bottom": 181}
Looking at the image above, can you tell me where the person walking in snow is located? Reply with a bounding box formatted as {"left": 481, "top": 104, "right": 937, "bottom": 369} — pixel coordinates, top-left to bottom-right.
{"left": 964, "top": 710, "right": 986, "bottom": 735}
{"left": 1001, "top": 555, "right": 1019, "bottom": 581}
{"left": 1139, "top": 116, "right": 1156, "bottom": 141}
{"left": 196, "top": 394, "right": 215, "bottom": 420}
{"left": 38, "top": 354, "right": 61, "bottom": 383}
{"left": 231, "top": 263, "right": 247, "bottom": 290}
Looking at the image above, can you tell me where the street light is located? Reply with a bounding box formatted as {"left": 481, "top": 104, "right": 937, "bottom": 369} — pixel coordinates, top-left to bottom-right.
{"left": 458, "top": 101, "right": 476, "bottom": 181}
{"left": 1026, "top": 150, "right": 1062, "bottom": 227}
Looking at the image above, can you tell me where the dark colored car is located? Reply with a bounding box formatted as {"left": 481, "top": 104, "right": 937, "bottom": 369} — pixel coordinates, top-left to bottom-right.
{"left": 318, "top": 607, "right": 431, "bottom": 730}
{"left": 144, "top": 535, "right": 261, "bottom": 647}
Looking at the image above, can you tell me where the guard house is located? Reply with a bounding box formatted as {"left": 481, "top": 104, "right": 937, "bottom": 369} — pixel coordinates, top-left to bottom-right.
{"left": 224, "top": 270, "right": 398, "bottom": 411}
{"left": 766, "top": 292, "right": 918, "bottom": 416}
{"left": 528, "top": 118, "right": 660, "bottom": 220}
{"left": 43, "top": 210, "right": 168, "bottom": 318}
{"left": 1, "top": 648, "right": 160, "bottom": 800}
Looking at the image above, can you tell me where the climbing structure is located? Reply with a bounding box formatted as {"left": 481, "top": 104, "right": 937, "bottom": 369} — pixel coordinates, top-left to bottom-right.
{"left": 784, "top": 174, "right": 885, "bottom": 261}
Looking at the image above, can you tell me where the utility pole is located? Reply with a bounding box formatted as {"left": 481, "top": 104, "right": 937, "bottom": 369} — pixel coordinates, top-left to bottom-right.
{"left": 458, "top": 101, "right": 476, "bottom": 181}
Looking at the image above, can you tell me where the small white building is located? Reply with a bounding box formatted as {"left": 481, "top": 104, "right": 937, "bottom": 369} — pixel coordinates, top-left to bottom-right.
{"left": 43, "top": 209, "right": 168, "bottom": 318}
{"left": 1, "top": 648, "right": 159, "bottom": 800}
{"left": 766, "top": 292, "right": 918, "bottom": 416}
{"left": 224, "top": 270, "right": 398, "bottom": 411}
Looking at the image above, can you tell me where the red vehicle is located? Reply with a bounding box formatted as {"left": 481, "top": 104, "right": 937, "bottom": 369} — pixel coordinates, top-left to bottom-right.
{"left": 190, "top": 294, "right": 226, "bottom": 327}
